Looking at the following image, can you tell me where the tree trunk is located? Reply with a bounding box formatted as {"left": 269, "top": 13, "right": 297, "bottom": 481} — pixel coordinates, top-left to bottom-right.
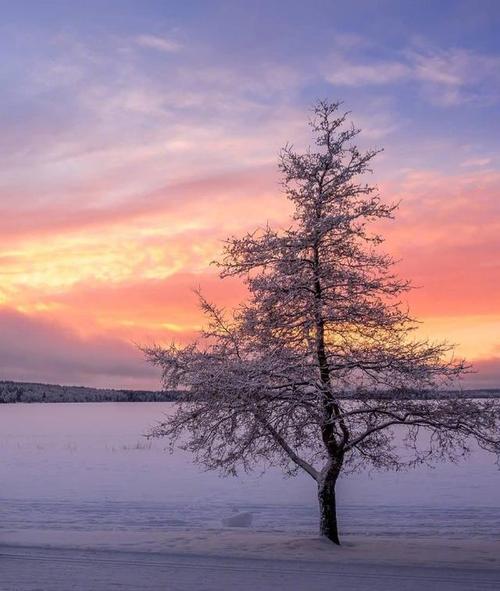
{"left": 318, "top": 464, "right": 341, "bottom": 545}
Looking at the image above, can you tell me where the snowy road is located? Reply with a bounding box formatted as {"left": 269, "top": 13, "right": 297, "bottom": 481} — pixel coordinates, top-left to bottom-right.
{"left": 1, "top": 547, "right": 499, "bottom": 591}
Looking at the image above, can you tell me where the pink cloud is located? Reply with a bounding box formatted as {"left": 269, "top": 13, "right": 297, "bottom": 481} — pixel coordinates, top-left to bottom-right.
{"left": 381, "top": 170, "right": 500, "bottom": 316}
{"left": 0, "top": 308, "right": 160, "bottom": 389}
{"left": 0, "top": 165, "right": 282, "bottom": 244}
{"left": 462, "top": 357, "right": 500, "bottom": 390}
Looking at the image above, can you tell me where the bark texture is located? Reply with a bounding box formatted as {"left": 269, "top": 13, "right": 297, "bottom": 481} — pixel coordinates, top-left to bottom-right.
{"left": 318, "top": 463, "right": 341, "bottom": 544}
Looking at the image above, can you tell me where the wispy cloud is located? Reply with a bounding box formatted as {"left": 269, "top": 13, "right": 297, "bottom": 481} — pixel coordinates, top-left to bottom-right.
{"left": 325, "top": 57, "right": 409, "bottom": 86}
{"left": 461, "top": 157, "right": 492, "bottom": 168}
{"left": 411, "top": 48, "right": 500, "bottom": 105}
{"left": 135, "top": 34, "right": 181, "bottom": 53}
{"left": 324, "top": 45, "right": 500, "bottom": 106}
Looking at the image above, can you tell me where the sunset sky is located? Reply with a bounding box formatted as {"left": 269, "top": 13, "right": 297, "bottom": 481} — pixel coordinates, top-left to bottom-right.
{"left": 1, "top": 0, "right": 499, "bottom": 389}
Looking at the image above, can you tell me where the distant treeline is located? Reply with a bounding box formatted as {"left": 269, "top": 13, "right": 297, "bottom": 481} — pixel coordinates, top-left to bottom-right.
{"left": 365, "top": 388, "right": 500, "bottom": 400}
{"left": 0, "top": 380, "right": 499, "bottom": 404}
{"left": 0, "top": 381, "right": 179, "bottom": 403}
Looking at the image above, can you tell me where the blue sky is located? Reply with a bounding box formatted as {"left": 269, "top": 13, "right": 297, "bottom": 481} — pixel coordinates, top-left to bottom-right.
{"left": 3, "top": 1, "right": 500, "bottom": 172}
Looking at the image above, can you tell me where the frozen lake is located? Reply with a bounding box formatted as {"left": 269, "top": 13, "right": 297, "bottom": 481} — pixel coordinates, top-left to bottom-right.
{"left": 1, "top": 402, "right": 499, "bottom": 542}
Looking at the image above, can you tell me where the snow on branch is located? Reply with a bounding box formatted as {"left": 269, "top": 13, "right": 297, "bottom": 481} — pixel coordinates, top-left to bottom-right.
{"left": 145, "top": 100, "right": 499, "bottom": 489}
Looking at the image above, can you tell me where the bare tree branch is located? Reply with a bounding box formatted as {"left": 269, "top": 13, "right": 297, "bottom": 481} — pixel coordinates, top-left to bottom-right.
{"left": 144, "top": 100, "right": 499, "bottom": 544}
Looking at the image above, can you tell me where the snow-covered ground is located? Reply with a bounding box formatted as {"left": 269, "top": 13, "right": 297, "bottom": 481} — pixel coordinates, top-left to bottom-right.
{"left": 1, "top": 402, "right": 499, "bottom": 589}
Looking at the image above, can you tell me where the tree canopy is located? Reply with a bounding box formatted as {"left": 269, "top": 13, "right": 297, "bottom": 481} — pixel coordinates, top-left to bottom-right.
{"left": 145, "top": 101, "right": 500, "bottom": 544}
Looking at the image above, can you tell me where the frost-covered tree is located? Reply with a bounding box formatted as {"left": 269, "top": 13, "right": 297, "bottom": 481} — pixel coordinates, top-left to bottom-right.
{"left": 145, "top": 101, "right": 500, "bottom": 545}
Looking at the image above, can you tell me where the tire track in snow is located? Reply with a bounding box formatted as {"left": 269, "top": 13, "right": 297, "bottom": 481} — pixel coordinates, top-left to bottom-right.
{"left": 1, "top": 548, "right": 499, "bottom": 589}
